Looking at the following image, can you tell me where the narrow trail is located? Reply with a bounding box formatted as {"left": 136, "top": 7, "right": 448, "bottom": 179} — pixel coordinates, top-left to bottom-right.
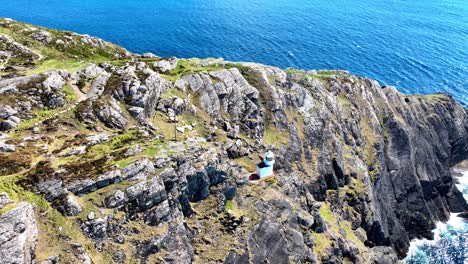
{"left": 34, "top": 82, "right": 87, "bottom": 127}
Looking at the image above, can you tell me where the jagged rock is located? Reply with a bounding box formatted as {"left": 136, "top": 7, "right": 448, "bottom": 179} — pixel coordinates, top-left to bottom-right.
{"left": 124, "top": 145, "right": 143, "bottom": 157}
{"left": 142, "top": 52, "right": 157, "bottom": 58}
{"left": 0, "top": 84, "right": 18, "bottom": 95}
{"left": 0, "top": 105, "right": 17, "bottom": 119}
{"left": 81, "top": 217, "right": 107, "bottom": 239}
{"left": 86, "top": 134, "right": 110, "bottom": 146}
{"left": 122, "top": 159, "right": 155, "bottom": 181}
{"left": 63, "top": 145, "right": 87, "bottom": 157}
{"left": 41, "top": 256, "right": 59, "bottom": 264}
{"left": 70, "top": 243, "right": 92, "bottom": 264}
{"left": 112, "top": 250, "right": 126, "bottom": 263}
{"left": 143, "top": 200, "right": 171, "bottom": 225}
{"left": 7, "top": 116, "right": 20, "bottom": 124}
{"left": 0, "top": 192, "right": 13, "bottom": 209}
{"left": 167, "top": 108, "right": 177, "bottom": 122}
{"left": 95, "top": 99, "right": 129, "bottom": 129}
{"left": 109, "top": 65, "right": 168, "bottom": 125}
{"left": 225, "top": 139, "right": 249, "bottom": 158}
{"left": 0, "top": 142, "right": 15, "bottom": 152}
{"left": 368, "top": 246, "right": 398, "bottom": 264}
{"left": 154, "top": 57, "right": 178, "bottom": 73}
{"left": 179, "top": 162, "right": 210, "bottom": 202}
{"left": 297, "top": 212, "right": 315, "bottom": 229}
{"left": 37, "top": 179, "right": 67, "bottom": 201}
{"left": 80, "top": 34, "right": 106, "bottom": 48}
{"left": 30, "top": 30, "right": 52, "bottom": 43}
{"left": 0, "top": 202, "right": 38, "bottom": 264}
{"left": 88, "top": 212, "right": 95, "bottom": 220}
{"left": 68, "top": 170, "right": 121, "bottom": 195}
{"left": 0, "top": 33, "right": 41, "bottom": 64}
{"left": 104, "top": 190, "right": 126, "bottom": 208}
{"left": 0, "top": 120, "right": 17, "bottom": 131}
{"left": 104, "top": 171, "right": 170, "bottom": 225}
{"left": 63, "top": 195, "right": 82, "bottom": 216}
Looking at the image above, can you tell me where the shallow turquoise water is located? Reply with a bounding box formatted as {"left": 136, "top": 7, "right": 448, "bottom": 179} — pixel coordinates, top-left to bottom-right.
{"left": 0, "top": 0, "right": 467, "bottom": 105}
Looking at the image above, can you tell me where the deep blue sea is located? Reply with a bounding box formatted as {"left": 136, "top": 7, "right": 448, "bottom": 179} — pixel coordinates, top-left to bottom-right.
{"left": 1, "top": 1, "right": 467, "bottom": 262}
{"left": 0, "top": 0, "right": 467, "bottom": 106}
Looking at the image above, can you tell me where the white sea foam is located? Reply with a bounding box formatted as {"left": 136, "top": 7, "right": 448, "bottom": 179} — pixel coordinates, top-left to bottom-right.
{"left": 405, "top": 170, "right": 468, "bottom": 262}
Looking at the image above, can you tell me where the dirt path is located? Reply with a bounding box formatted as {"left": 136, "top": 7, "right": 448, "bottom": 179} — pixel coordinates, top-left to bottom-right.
{"left": 34, "top": 82, "right": 87, "bottom": 127}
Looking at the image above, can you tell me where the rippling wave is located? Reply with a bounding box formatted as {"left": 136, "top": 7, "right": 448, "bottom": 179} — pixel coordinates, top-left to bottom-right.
{"left": 0, "top": 0, "right": 466, "bottom": 106}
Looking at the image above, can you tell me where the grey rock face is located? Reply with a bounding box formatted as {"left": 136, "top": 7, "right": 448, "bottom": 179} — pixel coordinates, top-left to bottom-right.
{"left": 70, "top": 243, "right": 91, "bottom": 264}
{"left": 142, "top": 52, "right": 157, "bottom": 58}
{"left": 0, "top": 202, "right": 38, "bottom": 264}
{"left": 0, "top": 192, "right": 12, "bottom": 209}
{"left": 181, "top": 68, "right": 264, "bottom": 138}
{"left": 68, "top": 170, "right": 121, "bottom": 196}
{"left": 0, "top": 33, "right": 41, "bottom": 65}
{"left": 30, "top": 30, "right": 53, "bottom": 43}
{"left": 104, "top": 170, "right": 169, "bottom": 225}
{"left": 154, "top": 57, "right": 178, "bottom": 73}
{"left": 86, "top": 134, "right": 110, "bottom": 146}
{"left": 0, "top": 105, "right": 17, "bottom": 119}
{"left": 0, "top": 142, "right": 15, "bottom": 152}
{"left": 80, "top": 34, "right": 106, "bottom": 48}
{"left": 37, "top": 179, "right": 67, "bottom": 201}
{"left": 122, "top": 159, "right": 155, "bottom": 181}
{"left": 368, "top": 246, "right": 398, "bottom": 264}
{"left": 95, "top": 99, "right": 129, "bottom": 129}
{"left": 63, "top": 195, "right": 82, "bottom": 216}
{"left": 0, "top": 120, "right": 17, "bottom": 131}
{"left": 108, "top": 65, "right": 169, "bottom": 126}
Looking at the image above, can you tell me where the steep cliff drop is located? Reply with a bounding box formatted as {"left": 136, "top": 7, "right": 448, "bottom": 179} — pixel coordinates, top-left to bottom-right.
{"left": 404, "top": 161, "right": 468, "bottom": 263}
{"left": 0, "top": 18, "right": 467, "bottom": 264}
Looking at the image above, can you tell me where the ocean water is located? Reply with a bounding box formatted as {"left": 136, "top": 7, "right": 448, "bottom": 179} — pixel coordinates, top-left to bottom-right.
{"left": 405, "top": 171, "right": 468, "bottom": 264}
{"left": 0, "top": 2, "right": 467, "bottom": 261}
{"left": 0, "top": 0, "right": 467, "bottom": 106}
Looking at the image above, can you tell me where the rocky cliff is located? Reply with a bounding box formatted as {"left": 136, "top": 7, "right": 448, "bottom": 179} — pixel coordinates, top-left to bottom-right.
{"left": 0, "top": 18, "right": 467, "bottom": 264}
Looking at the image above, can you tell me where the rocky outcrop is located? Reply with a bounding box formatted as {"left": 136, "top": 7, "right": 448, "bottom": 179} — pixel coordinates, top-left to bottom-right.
{"left": 180, "top": 68, "right": 264, "bottom": 138}
{"left": 0, "top": 202, "right": 38, "bottom": 264}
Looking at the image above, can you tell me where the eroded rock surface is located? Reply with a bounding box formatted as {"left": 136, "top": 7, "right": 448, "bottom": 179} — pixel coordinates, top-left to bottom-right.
{"left": 0, "top": 202, "right": 38, "bottom": 264}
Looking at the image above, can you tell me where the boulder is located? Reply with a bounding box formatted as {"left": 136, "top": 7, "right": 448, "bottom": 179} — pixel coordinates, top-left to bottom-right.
{"left": 63, "top": 195, "right": 82, "bottom": 216}
{"left": 142, "top": 52, "right": 157, "bottom": 58}
{"left": 0, "top": 120, "right": 17, "bottom": 131}
{"left": 36, "top": 179, "right": 67, "bottom": 201}
{"left": 68, "top": 170, "right": 121, "bottom": 195}
{"left": 0, "top": 142, "right": 16, "bottom": 152}
{"left": 86, "top": 134, "right": 110, "bottom": 146}
{"left": 70, "top": 243, "right": 92, "bottom": 264}
{"left": 122, "top": 159, "right": 155, "bottom": 181}
{"left": 0, "top": 105, "right": 17, "bottom": 119}
{"left": 154, "top": 57, "right": 178, "bottom": 73}
{"left": 0, "top": 202, "right": 38, "bottom": 264}
{"left": 30, "top": 30, "right": 52, "bottom": 43}
{"left": 0, "top": 192, "right": 13, "bottom": 209}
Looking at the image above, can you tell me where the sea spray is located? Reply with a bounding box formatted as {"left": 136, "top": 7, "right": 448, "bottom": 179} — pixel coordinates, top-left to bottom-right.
{"left": 405, "top": 171, "right": 468, "bottom": 264}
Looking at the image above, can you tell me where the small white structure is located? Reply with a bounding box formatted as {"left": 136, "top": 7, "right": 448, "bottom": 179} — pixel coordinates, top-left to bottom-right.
{"left": 256, "top": 151, "right": 275, "bottom": 179}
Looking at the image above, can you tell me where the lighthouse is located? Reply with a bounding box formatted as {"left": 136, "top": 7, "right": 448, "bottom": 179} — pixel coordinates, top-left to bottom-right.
{"left": 256, "top": 151, "right": 275, "bottom": 179}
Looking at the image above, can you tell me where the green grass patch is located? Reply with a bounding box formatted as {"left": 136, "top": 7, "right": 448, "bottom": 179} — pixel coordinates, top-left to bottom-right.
{"left": 263, "top": 124, "right": 289, "bottom": 146}
{"left": 160, "top": 59, "right": 226, "bottom": 82}
{"left": 15, "top": 108, "right": 62, "bottom": 131}
{"left": 62, "top": 84, "right": 78, "bottom": 102}
{"left": 26, "top": 59, "right": 87, "bottom": 75}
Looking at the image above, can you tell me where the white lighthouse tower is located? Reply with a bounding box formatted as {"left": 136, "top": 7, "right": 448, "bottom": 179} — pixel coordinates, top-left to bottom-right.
{"left": 256, "top": 151, "right": 275, "bottom": 179}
